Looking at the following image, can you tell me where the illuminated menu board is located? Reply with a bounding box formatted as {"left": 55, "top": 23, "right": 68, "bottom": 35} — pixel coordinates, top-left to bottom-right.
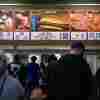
{"left": 14, "top": 32, "right": 30, "bottom": 40}
{"left": 0, "top": 8, "right": 99, "bottom": 41}
{"left": 0, "top": 32, "right": 13, "bottom": 40}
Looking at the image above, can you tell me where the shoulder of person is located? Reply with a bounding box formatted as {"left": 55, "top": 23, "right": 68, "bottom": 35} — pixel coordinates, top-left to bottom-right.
{"left": 5, "top": 76, "right": 24, "bottom": 96}
{"left": 58, "top": 54, "right": 73, "bottom": 63}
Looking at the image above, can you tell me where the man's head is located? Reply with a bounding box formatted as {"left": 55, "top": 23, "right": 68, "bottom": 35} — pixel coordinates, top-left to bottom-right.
{"left": 48, "top": 54, "right": 57, "bottom": 63}
{"left": 70, "top": 41, "right": 85, "bottom": 56}
{"left": 14, "top": 54, "right": 21, "bottom": 64}
{"left": 31, "top": 56, "right": 37, "bottom": 63}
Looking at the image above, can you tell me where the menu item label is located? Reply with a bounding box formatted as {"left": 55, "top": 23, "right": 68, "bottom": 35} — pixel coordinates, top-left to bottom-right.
{"left": 60, "top": 32, "right": 70, "bottom": 40}
{"left": 71, "top": 32, "right": 87, "bottom": 40}
{"left": 0, "top": 32, "right": 13, "bottom": 40}
{"left": 96, "top": 32, "right": 100, "bottom": 40}
{"left": 88, "top": 32, "right": 96, "bottom": 40}
{"left": 31, "top": 32, "right": 47, "bottom": 40}
{"left": 14, "top": 32, "right": 30, "bottom": 40}
{"left": 47, "top": 32, "right": 60, "bottom": 40}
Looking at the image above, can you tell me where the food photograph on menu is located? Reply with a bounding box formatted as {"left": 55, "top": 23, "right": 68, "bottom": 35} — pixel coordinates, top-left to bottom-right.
{"left": 0, "top": 10, "right": 15, "bottom": 32}
{"left": 33, "top": 9, "right": 100, "bottom": 32}
{"left": 64, "top": 9, "right": 100, "bottom": 32}
{"left": 38, "top": 14, "right": 70, "bottom": 31}
{"left": 15, "top": 10, "right": 30, "bottom": 32}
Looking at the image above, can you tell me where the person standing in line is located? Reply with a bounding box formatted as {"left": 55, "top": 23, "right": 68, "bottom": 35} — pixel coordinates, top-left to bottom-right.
{"left": 48, "top": 41, "right": 93, "bottom": 99}
{"left": 96, "top": 65, "right": 100, "bottom": 98}
{"left": 8, "top": 54, "right": 21, "bottom": 79}
{"left": 0, "top": 54, "right": 24, "bottom": 100}
{"left": 18, "top": 55, "right": 27, "bottom": 88}
{"left": 26, "top": 56, "right": 40, "bottom": 96}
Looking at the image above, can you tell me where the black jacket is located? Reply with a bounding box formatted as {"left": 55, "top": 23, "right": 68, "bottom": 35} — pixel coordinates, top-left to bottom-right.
{"left": 48, "top": 54, "right": 93, "bottom": 98}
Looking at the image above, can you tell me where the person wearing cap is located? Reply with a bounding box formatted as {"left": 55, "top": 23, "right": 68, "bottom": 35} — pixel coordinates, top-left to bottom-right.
{"left": 0, "top": 54, "right": 24, "bottom": 99}
{"left": 48, "top": 41, "right": 93, "bottom": 99}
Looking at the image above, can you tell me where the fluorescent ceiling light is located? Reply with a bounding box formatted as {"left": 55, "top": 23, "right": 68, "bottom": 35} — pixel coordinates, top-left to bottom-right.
{"left": 0, "top": 4, "right": 16, "bottom": 6}
{"left": 0, "top": 3, "right": 99, "bottom": 6}
{"left": 69, "top": 4, "right": 100, "bottom": 5}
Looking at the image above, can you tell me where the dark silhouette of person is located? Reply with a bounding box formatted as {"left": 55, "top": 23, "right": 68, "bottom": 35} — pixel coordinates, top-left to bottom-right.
{"left": 26, "top": 56, "right": 40, "bottom": 96}
{"left": 48, "top": 41, "right": 93, "bottom": 99}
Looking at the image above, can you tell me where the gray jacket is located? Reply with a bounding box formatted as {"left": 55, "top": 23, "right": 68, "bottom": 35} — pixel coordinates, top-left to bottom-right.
{"left": 0, "top": 71, "right": 24, "bottom": 100}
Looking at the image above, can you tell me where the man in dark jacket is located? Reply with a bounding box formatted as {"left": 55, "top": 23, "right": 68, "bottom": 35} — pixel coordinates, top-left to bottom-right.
{"left": 48, "top": 41, "right": 93, "bottom": 99}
